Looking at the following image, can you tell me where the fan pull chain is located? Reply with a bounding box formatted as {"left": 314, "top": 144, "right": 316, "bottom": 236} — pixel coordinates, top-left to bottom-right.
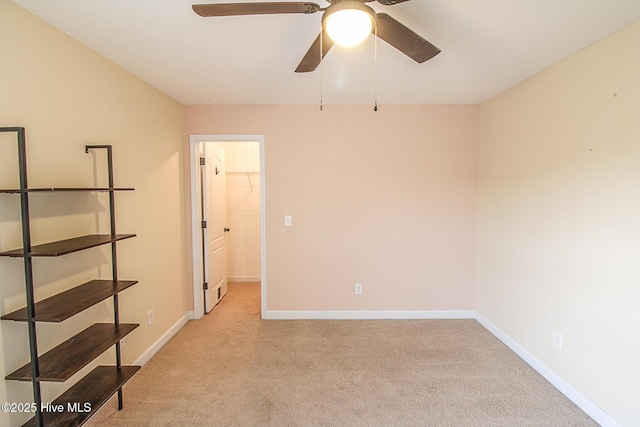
{"left": 320, "top": 26, "right": 324, "bottom": 112}
{"left": 374, "top": 23, "right": 378, "bottom": 112}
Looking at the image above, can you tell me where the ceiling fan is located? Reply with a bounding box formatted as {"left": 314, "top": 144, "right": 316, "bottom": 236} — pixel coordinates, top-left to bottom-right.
{"left": 192, "top": 0, "right": 441, "bottom": 73}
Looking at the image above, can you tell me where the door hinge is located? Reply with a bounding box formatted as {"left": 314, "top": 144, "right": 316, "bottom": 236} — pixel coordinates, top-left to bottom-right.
{"left": 203, "top": 282, "right": 209, "bottom": 290}
{"left": 201, "top": 220, "right": 207, "bottom": 228}
{"left": 200, "top": 157, "right": 205, "bottom": 165}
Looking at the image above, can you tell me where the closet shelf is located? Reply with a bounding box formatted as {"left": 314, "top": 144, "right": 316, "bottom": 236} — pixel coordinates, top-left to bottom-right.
{"left": 0, "top": 187, "right": 134, "bottom": 194}
{"left": 1, "top": 280, "right": 138, "bottom": 322}
{"left": 0, "top": 234, "right": 135, "bottom": 257}
{"left": 6, "top": 323, "right": 138, "bottom": 382}
{"left": 21, "top": 365, "right": 140, "bottom": 427}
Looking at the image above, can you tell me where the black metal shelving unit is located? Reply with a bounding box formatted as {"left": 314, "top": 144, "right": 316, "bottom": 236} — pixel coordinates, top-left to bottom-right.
{"left": 0, "top": 127, "right": 140, "bottom": 427}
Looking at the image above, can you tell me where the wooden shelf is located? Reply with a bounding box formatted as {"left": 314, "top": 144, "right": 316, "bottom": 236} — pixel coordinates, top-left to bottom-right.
{"left": 21, "top": 365, "right": 140, "bottom": 427}
{"left": 6, "top": 323, "right": 138, "bottom": 382}
{"left": 1, "top": 280, "right": 138, "bottom": 322}
{"left": 1, "top": 139, "right": 138, "bottom": 424}
{"left": 0, "top": 234, "right": 136, "bottom": 257}
{"left": 0, "top": 187, "right": 134, "bottom": 194}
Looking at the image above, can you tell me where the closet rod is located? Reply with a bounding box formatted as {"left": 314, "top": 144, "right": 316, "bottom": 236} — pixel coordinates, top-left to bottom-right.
{"left": 226, "top": 171, "right": 258, "bottom": 193}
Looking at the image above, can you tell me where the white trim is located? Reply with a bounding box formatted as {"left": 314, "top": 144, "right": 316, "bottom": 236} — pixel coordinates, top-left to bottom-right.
{"left": 133, "top": 311, "right": 193, "bottom": 366}
{"left": 259, "top": 136, "right": 267, "bottom": 320}
{"left": 189, "top": 136, "right": 204, "bottom": 319}
{"left": 189, "top": 134, "right": 266, "bottom": 320}
{"left": 263, "top": 310, "right": 476, "bottom": 320}
{"left": 475, "top": 313, "right": 619, "bottom": 427}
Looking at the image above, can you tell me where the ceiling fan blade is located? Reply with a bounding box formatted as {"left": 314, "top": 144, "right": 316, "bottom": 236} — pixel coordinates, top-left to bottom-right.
{"left": 376, "top": 0, "right": 411, "bottom": 5}
{"left": 193, "top": 2, "right": 320, "bottom": 17}
{"left": 375, "top": 13, "right": 440, "bottom": 63}
{"left": 295, "top": 31, "right": 334, "bottom": 73}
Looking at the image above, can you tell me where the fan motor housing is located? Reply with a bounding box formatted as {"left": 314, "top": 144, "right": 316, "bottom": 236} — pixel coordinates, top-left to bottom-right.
{"left": 322, "top": 1, "right": 377, "bottom": 25}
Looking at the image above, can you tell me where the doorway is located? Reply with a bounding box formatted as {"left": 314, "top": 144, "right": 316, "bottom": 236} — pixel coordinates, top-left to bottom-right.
{"left": 189, "top": 134, "right": 266, "bottom": 320}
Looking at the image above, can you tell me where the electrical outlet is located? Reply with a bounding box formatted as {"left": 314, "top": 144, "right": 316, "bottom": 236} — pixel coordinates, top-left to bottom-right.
{"left": 553, "top": 330, "right": 562, "bottom": 350}
{"left": 147, "top": 309, "right": 154, "bottom": 326}
{"left": 355, "top": 283, "right": 363, "bottom": 295}
{"left": 120, "top": 337, "right": 126, "bottom": 348}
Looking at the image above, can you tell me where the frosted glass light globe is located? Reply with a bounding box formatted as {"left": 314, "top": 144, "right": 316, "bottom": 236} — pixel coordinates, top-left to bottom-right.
{"left": 324, "top": 8, "right": 374, "bottom": 47}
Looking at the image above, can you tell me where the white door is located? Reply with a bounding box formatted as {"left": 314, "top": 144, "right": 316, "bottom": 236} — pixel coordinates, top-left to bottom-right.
{"left": 203, "top": 144, "right": 228, "bottom": 313}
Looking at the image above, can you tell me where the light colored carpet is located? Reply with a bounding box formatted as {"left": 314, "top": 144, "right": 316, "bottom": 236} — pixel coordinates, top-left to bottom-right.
{"left": 88, "top": 283, "right": 597, "bottom": 426}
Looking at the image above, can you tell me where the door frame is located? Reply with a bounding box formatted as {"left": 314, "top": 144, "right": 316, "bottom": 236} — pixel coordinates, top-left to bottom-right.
{"left": 189, "top": 134, "right": 266, "bottom": 320}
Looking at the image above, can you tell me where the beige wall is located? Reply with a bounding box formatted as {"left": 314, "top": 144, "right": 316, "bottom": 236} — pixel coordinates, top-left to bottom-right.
{"left": 185, "top": 105, "right": 479, "bottom": 312}
{"left": 0, "top": 2, "right": 188, "bottom": 425}
{"left": 477, "top": 20, "right": 640, "bottom": 426}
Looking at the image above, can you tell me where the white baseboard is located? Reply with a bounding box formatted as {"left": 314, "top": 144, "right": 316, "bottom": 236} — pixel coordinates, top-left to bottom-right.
{"left": 263, "top": 310, "right": 476, "bottom": 320}
{"left": 475, "top": 313, "right": 618, "bottom": 427}
{"left": 133, "top": 311, "right": 193, "bottom": 367}
{"left": 228, "top": 277, "right": 261, "bottom": 283}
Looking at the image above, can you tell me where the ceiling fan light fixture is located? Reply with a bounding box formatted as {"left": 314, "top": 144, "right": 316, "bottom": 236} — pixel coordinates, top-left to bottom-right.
{"left": 323, "top": 2, "right": 376, "bottom": 47}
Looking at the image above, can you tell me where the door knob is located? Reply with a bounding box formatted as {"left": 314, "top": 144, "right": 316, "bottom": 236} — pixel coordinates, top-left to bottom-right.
{"left": 224, "top": 227, "right": 230, "bottom": 232}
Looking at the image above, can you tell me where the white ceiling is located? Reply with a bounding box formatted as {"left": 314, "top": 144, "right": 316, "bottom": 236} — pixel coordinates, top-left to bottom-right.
{"left": 11, "top": 0, "right": 640, "bottom": 105}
